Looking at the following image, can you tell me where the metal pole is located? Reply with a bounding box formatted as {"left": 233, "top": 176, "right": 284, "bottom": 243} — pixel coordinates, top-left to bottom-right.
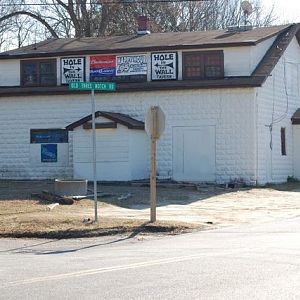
{"left": 150, "top": 107, "right": 158, "bottom": 223}
{"left": 91, "top": 89, "right": 98, "bottom": 222}
{"left": 150, "top": 136, "right": 157, "bottom": 222}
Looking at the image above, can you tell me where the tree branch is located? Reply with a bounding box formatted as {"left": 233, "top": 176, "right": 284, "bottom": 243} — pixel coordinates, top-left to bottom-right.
{"left": 0, "top": 11, "right": 59, "bottom": 38}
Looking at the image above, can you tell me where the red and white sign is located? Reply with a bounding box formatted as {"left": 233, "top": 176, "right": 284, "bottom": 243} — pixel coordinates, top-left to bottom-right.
{"left": 90, "top": 55, "right": 116, "bottom": 78}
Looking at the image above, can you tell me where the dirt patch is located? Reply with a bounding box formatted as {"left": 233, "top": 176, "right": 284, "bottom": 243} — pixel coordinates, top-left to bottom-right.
{"left": 1, "top": 180, "right": 300, "bottom": 239}
{"left": 0, "top": 185, "right": 202, "bottom": 239}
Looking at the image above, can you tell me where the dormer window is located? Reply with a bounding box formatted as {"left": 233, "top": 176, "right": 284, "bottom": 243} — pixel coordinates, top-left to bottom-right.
{"left": 21, "top": 59, "right": 57, "bottom": 86}
{"left": 182, "top": 51, "right": 224, "bottom": 80}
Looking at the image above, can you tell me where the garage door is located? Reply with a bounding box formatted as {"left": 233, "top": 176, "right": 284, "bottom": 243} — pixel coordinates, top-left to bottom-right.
{"left": 172, "top": 126, "right": 216, "bottom": 181}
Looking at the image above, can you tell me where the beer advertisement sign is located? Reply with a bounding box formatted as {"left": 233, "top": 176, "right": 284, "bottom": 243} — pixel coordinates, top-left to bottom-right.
{"left": 90, "top": 55, "right": 116, "bottom": 79}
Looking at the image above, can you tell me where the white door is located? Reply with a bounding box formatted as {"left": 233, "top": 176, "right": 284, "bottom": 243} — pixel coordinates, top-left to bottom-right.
{"left": 172, "top": 126, "right": 216, "bottom": 181}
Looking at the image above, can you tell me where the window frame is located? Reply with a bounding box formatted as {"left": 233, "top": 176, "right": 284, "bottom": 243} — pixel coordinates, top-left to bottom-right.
{"left": 30, "top": 129, "right": 68, "bottom": 144}
{"left": 21, "top": 59, "right": 57, "bottom": 87}
{"left": 182, "top": 50, "right": 224, "bottom": 80}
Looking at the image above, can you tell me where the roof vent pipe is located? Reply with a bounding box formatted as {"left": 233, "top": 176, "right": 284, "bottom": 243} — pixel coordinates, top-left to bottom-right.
{"left": 227, "top": 25, "right": 253, "bottom": 32}
{"left": 137, "top": 16, "right": 150, "bottom": 35}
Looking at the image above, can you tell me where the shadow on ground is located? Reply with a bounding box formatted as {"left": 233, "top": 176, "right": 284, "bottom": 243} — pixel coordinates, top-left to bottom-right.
{"left": 1, "top": 179, "right": 299, "bottom": 210}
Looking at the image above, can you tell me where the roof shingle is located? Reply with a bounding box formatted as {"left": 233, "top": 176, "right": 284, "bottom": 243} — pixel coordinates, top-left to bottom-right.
{"left": 0, "top": 24, "right": 292, "bottom": 59}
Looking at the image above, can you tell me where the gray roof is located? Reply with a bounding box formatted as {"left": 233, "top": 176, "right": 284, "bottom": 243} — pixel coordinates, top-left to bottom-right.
{"left": 0, "top": 24, "right": 300, "bottom": 96}
{"left": 0, "top": 24, "right": 293, "bottom": 59}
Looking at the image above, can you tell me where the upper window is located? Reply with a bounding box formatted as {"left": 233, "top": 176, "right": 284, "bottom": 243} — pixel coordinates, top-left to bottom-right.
{"left": 21, "top": 59, "right": 57, "bottom": 86}
{"left": 182, "top": 51, "right": 224, "bottom": 80}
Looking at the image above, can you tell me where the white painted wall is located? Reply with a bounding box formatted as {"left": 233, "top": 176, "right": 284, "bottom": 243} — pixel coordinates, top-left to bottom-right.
{"left": 0, "top": 88, "right": 256, "bottom": 183}
{"left": 0, "top": 59, "right": 20, "bottom": 86}
{"left": 224, "top": 47, "right": 252, "bottom": 76}
{"left": 250, "top": 36, "right": 276, "bottom": 73}
{"left": 293, "top": 126, "right": 300, "bottom": 178}
{"left": 223, "top": 37, "right": 276, "bottom": 76}
{"left": 256, "top": 37, "right": 300, "bottom": 184}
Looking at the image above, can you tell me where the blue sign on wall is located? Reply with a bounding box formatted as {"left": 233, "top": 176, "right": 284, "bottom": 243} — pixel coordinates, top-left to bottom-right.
{"left": 41, "top": 144, "right": 57, "bottom": 162}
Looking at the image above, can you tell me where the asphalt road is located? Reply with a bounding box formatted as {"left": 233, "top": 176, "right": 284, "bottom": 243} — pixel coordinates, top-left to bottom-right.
{"left": 1, "top": 217, "right": 300, "bottom": 300}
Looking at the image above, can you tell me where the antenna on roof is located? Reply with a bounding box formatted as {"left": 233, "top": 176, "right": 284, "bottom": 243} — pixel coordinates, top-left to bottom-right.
{"left": 227, "top": 1, "right": 253, "bottom": 32}
{"left": 241, "top": 1, "right": 253, "bottom": 25}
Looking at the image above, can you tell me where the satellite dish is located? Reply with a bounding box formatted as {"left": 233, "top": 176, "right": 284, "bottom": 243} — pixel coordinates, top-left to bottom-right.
{"left": 241, "top": 1, "right": 253, "bottom": 15}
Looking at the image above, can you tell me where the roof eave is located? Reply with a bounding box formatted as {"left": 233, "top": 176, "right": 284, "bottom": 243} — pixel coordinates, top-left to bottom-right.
{"left": 0, "top": 42, "right": 258, "bottom": 60}
{"left": 0, "top": 77, "right": 263, "bottom": 98}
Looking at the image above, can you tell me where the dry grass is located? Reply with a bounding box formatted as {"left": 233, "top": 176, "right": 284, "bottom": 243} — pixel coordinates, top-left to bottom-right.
{"left": 2, "top": 179, "right": 300, "bottom": 239}
{"left": 0, "top": 198, "right": 200, "bottom": 239}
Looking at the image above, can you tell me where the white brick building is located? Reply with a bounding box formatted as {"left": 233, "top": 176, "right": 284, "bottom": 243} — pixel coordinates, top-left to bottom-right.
{"left": 1, "top": 24, "right": 300, "bottom": 184}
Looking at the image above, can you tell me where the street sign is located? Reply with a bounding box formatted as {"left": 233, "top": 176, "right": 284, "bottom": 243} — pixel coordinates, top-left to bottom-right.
{"left": 145, "top": 106, "right": 165, "bottom": 140}
{"left": 69, "top": 80, "right": 117, "bottom": 223}
{"left": 69, "top": 81, "right": 116, "bottom": 91}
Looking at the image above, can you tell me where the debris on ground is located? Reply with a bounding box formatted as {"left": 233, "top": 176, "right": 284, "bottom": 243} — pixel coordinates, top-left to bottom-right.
{"left": 73, "top": 192, "right": 114, "bottom": 200}
{"left": 82, "top": 217, "right": 92, "bottom": 224}
{"left": 39, "top": 190, "right": 74, "bottom": 205}
{"left": 72, "top": 195, "right": 88, "bottom": 200}
{"left": 47, "top": 203, "right": 59, "bottom": 211}
{"left": 117, "top": 193, "right": 133, "bottom": 200}
{"left": 227, "top": 178, "right": 247, "bottom": 189}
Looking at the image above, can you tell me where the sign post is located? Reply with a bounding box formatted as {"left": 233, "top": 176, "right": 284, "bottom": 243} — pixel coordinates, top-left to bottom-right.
{"left": 69, "top": 81, "right": 116, "bottom": 222}
{"left": 145, "top": 106, "right": 165, "bottom": 223}
{"left": 91, "top": 89, "right": 97, "bottom": 222}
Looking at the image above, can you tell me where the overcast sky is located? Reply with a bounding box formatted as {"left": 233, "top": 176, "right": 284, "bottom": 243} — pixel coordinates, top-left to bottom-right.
{"left": 263, "top": 0, "right": 300, "bottom": 23}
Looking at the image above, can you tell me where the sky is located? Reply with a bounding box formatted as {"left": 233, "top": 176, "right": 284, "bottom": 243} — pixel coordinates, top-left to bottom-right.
{"left": 263, "top": 0, "right": 300, "bottom": 23}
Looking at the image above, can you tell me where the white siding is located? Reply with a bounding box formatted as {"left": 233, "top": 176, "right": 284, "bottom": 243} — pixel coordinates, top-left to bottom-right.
{"left": 256, "top": 37, "right": 300, "bottom": 184}
{"left": 0, "top": 59, "right": 20, "bottom": 86}
{"left": 223, "top": 37, "right": 276, "bottom": 77}
{"left": 250, "top": 36, "right": 276, "bottom": 73}
{"left": 224, "top": 47, "right": 252, "bottom": 76}
{"left": 293, "top": 126, "right": 300, "bottom": 178}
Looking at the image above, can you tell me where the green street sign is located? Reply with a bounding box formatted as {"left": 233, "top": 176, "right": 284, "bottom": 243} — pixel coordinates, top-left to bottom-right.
{"left": 69, "top": 81, "right": 116, "bottom": 91}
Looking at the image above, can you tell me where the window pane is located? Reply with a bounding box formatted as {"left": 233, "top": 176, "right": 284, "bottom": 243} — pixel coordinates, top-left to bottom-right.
{"left": 21, "top": 59, "right": 56, "bottom": 86}
{"left": 40, "top": 62, "right": 54, "bottom": 74}
{"left": 183, "top": 51, "right": 223, "bottom": 80}
{"left": 205, "top": 66, "right": 222, "bottom": 78}
{"left": 22, "top": 62, "right": 38, "bottom": 85}
{"left": 31, "top": 129, "right": 68, "bottom": 143}
{"left": 40, "top": 74, "right": 56, "bottom": 85}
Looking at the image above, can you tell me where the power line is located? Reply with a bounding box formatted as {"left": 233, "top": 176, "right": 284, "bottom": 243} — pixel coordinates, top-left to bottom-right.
{"left": 1, "top": 0, "right": 212, "bottom": 6}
